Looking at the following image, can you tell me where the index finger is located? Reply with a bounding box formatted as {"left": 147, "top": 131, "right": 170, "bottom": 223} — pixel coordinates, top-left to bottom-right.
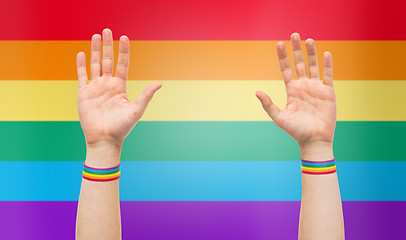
{"left": 76, "top": 52, "right": 88, "bottom": 89}
{"left": 276, "top": 42, "right": 295, "bottom": 85}
{"left": 115, "top": 35, "right": 130, "bottom": 81}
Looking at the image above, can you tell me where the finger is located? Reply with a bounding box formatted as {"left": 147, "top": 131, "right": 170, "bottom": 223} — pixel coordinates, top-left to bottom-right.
{"left": 102, "top": 28, "right": 114, "bottom": 76}
{"left": 255, "top": 91, "right": 281, "bottom": 123}
{"left": 133, "top": 82, "right": 162, "bottom": 118}
{"left": 291, "top": 33, "right": 307, "bottom": 79}
{"left": 276, "top": 42, "right": 295, "bottom": 85}
{"left": 305, "top": 38, "right": 320, "bottom": 80}
{"left": 323, "top": 51, "right": 333, "bottom": 87}
{"left": 116, "top": 35, "right": 130, "bottom": 81}
{"left": 90, "top": 34, "right": 101, "bottom": 80}
{"left": 76, "top": 52, "right": 88, "bottom": 89}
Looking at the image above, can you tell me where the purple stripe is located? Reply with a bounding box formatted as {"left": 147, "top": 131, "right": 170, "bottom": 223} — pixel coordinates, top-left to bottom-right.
{"left": 0, "top": 201, "right": 404, "bottom": 239}
{"left": 302, "top": 159, "right": 335, "bottom": 164}
{"left": 83, "top": 162, "right": 120, "bottom": 171}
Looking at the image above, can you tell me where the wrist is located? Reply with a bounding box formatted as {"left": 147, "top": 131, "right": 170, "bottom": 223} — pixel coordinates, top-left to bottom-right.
{"left": 85, "top": 141, "right": 122, "bottom": 168}
{"left": 299, "top": 141, "right": 334, "bottom": 161}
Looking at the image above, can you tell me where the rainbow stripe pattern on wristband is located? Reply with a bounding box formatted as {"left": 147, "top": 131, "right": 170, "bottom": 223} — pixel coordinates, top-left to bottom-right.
{"left": 301, "top": 159, "right": 336, "bottom": 175}
{"left": 82, "top": 163, "right": 121, "bottom": 182}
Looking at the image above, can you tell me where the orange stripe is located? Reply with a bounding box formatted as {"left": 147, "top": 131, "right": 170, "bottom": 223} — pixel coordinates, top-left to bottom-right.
{"left": 82, "top": 172, "right": 120, "bottom": 179}
{"left": 301, "top": 166, "right": 336, "bottom": 172}
{"left": 0, "top": 41, "right": 405, "bottom": 80}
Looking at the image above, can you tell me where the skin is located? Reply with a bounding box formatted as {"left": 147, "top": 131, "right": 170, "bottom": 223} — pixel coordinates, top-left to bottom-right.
{"left": 75, "top": 28, "right": 343, "bottom": 239}
{"left": 75, "top": 28, "right": 161, "bottom": 240}
{"left": 256, "top": 33, "right": 345, "bottom": 240}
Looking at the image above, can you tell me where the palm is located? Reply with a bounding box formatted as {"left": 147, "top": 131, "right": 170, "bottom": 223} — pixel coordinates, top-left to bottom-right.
{"left": 276, "top": 78, "right": 336, "bottom": 144}
{"left": 257, "top": 33, "right": 336, "bottom": 146}
{"left": 78, "top": 77, "right": 137, "bottom": 144}
{"left": 76, "top": 29, "right": 161, "bottom": 145}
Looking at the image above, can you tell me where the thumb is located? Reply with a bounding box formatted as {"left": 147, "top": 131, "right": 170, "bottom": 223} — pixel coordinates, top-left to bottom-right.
{"left": 256, "top": 91, "right": 281, "bottom": 123}
{"left": 133, "top": 82, "right": 162, "bottom": 119}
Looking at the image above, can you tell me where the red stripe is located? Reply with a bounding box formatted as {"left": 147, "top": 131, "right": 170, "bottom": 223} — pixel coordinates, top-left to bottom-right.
{"left": 83, "top": 176, "right": 120, "bottom": 182}
{"left": 302, "top": 170, "right": 337, "bottom": 175}
{"left": 2, "top": 0, "right": 406, "bottom": 40}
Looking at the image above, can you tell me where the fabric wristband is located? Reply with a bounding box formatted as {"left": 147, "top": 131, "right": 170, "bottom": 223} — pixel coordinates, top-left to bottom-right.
{"left": 83, "top": 163, "right": 121, "bottom": 182}
{"left": 301, "top": 159, "right": 336, "bottom": 175}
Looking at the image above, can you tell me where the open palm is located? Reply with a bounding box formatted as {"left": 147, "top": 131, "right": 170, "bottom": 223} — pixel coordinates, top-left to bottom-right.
{"left": 256, "top": 33, "right": 336, "bottom": 146}
{"left": 76, "top": 29, "right": 161, "bottom": 146}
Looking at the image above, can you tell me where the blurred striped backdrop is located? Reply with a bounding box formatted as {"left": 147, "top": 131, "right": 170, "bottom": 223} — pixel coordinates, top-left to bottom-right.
{"left": 0, "top": 0, "right": 405, "bottom": 239}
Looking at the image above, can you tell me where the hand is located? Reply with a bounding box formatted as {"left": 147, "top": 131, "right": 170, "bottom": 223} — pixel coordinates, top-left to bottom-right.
{"left": 76, "top": 28, "right": 161, "bottom": 149}
{"left": 256, "top": 33, "right": 336, "bottom": 154}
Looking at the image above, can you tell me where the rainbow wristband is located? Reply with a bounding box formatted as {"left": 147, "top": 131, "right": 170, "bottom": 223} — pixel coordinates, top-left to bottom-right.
{"left": 83, "top": 163, "right": 121, "bottom": 182}
{"left": 301, "top": 159, "right": 336, "bottom": 175}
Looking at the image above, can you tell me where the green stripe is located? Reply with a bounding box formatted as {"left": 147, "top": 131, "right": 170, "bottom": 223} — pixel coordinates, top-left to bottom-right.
{"left": 302, "top": 163, "right": 336, "bottom": 168}
{"left": 0, "top": 121, "right": 405, "bottom": 162}
{"left": 83, "top": 168, "right": 120, "bottom": 175}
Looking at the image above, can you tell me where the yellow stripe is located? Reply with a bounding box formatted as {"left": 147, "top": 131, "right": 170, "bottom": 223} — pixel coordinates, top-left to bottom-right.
{"left": 301, "top": 166, "right": 336, "bottom": 172}
{"left": 0, "top": 41, "right": 405, "bottom": 80}
{"left": 83, "top": 172, "right": 121, "bottom": 179}
{"left": 0, "top": 80, "right": 405, "bottom": 121}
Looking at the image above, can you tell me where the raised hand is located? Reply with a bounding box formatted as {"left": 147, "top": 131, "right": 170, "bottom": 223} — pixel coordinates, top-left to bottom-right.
{"left": 256, "top": 33, "right": 336, "bottom": 155}
{"left": 76, "top": 29, "right": 161, "bottom": 240}
{"left": 257, "top": 33, "right": 344, "bottom": 239}
{"left": 76, "top": 29, "right": 161, "bottom": 149}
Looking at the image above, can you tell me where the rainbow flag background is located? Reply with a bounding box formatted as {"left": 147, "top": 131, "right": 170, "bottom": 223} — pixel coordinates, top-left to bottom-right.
{"left": 1, "top": 0, "right": 406, "bottom": 239}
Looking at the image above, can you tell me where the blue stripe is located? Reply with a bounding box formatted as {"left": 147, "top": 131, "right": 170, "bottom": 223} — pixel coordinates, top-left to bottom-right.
{"left": 83, "top": 167, "right": 120, "bottom": 174}
{"left": 301, "top": 162, "right": 335, "bottom": 166}
{"left": 2, "top": 161, "right": 405, "bottom": 201}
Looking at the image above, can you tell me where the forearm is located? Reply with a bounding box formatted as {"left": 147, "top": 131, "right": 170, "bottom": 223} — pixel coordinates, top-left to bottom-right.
{"left": 76, "top": 143, "right": 122, "bottom": 240}
{"left": 298, "top": 143, "right": 344, "bottom": 240}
